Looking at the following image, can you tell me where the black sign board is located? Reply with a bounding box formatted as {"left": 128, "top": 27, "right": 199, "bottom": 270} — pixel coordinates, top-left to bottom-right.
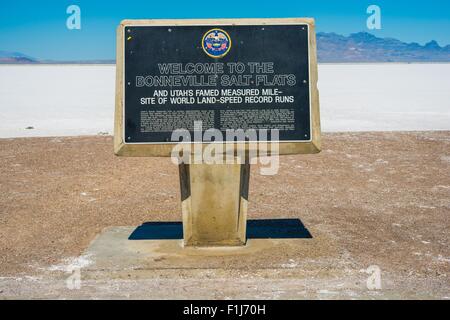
{"left": 122, "top": 24, "right": 311, "bottom": 144}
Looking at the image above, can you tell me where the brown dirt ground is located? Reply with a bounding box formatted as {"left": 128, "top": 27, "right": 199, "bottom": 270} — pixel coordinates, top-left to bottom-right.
{"left": 0, "top": 131, "right": 449, "bottom": 298}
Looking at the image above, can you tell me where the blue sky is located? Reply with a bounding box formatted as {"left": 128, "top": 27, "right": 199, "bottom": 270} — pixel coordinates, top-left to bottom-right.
{"left": 1, "top": 0, "right": 449, "bottom": 60}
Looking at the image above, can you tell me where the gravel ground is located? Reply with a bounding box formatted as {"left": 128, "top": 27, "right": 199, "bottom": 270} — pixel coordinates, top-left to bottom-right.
{"left": 0, "top": 131, "right": 449, "bottom": 299}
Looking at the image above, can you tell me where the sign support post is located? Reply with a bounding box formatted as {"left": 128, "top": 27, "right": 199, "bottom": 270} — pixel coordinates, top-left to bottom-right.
{"left": 179, "top": 160, "right": 250, "bottom": 246}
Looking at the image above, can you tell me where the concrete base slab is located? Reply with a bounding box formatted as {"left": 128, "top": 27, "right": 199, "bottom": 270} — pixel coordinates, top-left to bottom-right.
{"left": 82, "top": 226, "right": 338, "bottom": 276}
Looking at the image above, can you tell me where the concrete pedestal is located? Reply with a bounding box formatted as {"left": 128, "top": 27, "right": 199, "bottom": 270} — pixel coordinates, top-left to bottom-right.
{"left": 179, "top": 161, "right": 250, "bottom": 246}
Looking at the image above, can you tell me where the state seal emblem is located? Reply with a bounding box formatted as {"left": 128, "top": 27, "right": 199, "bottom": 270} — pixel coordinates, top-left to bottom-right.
{"left": 202, "top": 28, "right": 231, "bottom": 58}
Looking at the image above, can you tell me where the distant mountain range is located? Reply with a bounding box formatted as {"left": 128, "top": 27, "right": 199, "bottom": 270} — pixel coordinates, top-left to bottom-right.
{"left": 317, "top": 32, "right": 450, "bottom": 62}
{"left": 0, "top": 51, "right": 37, "bottom": 64}
{"left": 0, "top": 51, "right": 115, "bottom": 64}
{"left": 1, "top": 32, "right": 450, "bottom": 64}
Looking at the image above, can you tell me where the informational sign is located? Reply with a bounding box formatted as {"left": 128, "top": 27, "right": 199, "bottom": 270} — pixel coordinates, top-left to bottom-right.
{"left": 114, "top": 19, "right": 320, "bottom": 156}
